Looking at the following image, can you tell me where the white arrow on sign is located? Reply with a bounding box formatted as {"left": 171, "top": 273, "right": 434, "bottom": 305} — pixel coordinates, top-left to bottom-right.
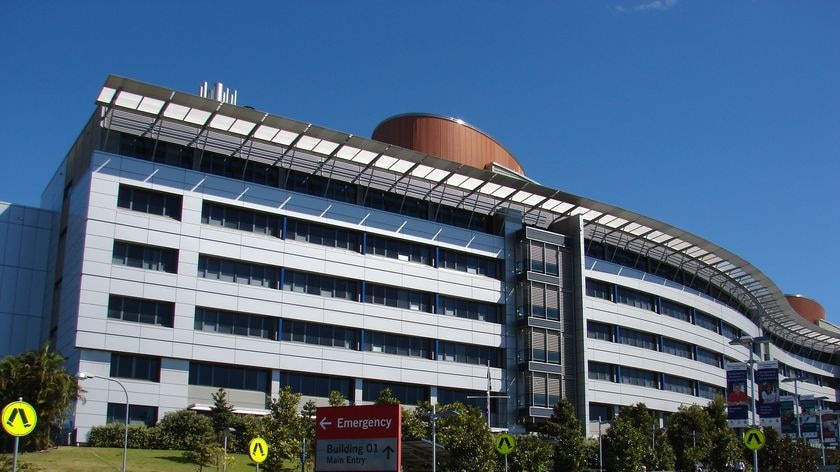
{"left": 319, "top": 417, "right": 333, "bottom": 430}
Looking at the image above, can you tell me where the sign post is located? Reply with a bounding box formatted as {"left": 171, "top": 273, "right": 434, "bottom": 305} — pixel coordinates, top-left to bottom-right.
{"left": 248, "top": 437, "right": 268, "bottom": 471}
{"left": 495, "top": 433, "right": 516, "bottom": 472}
{"left": 744, "top": 428, "right": 765, "bottom": 451}
{"left": 315, "top": 404, "right": 401, "bottom": 472}
{"left": 2, "top": 399, "right": 38, "bottom": 472}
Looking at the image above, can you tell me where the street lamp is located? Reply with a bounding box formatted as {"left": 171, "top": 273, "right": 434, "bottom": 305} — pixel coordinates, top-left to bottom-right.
{"left": 429, "top": 404, "right": 459, "bottom": 472}
{"left": 597, "top": 416, "right": 610, "bottom": 472}
{"left": 78, "top": 372, "right": 128, "bottom": 472}
{"left": 729, "top": 335, "right": 770, "bottom": 472}
{"left": 222, "top": 427, "right": 236, "bottom": 472}
{"left": 782, "top": 376, "right": 806, "bottom": 439}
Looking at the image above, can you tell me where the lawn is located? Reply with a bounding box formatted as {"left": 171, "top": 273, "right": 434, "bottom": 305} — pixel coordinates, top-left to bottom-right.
{"left": 5, "top": 447, "right": 264, "bottom": 472}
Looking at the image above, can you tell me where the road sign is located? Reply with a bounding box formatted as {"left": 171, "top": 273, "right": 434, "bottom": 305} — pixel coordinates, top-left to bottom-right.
{"left": 2, "top": 400, "right": 37, "bottom": 437}
{"left": 744, "top": 428, "right": 765, "bottom": 450}
{"left": 249, "top": 437, "right": 268, "bottom": 463}
{"left": 495, "top": 433, "right": 516, "bottom": 455}
{"left": 315, "top": 404, "right": 401, "bottom": 472}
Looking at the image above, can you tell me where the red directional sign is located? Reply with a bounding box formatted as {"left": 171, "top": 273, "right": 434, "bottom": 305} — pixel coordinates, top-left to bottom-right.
{"left": 315, "top": 405, "right": 401, "bottom": 472}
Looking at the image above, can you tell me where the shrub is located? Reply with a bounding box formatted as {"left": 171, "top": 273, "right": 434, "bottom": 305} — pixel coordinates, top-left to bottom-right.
{"left": 88, "top": 423, "right": 128, "bottom": 447}
{"left": 156, "top": 410, "right": 215, "bottom": 451}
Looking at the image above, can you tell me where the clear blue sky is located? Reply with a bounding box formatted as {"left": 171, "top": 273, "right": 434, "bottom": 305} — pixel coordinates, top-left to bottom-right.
{"left": 1, "top": 1, "right": 838, "bottom": 323}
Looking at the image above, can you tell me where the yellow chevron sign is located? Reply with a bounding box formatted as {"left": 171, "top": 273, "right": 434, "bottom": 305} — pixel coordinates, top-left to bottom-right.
{"left": 2, "top": 401, "right": 37, "bottom": 437}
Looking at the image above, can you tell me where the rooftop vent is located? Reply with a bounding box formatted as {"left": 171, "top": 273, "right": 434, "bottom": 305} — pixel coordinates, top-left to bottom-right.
{"left": 199, "top": 81, "right": 237, "bottom": 105}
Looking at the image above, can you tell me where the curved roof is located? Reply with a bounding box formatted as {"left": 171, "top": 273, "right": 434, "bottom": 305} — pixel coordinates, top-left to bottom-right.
{"left": 94, "top": 75, "right": 839, "bottom": 357}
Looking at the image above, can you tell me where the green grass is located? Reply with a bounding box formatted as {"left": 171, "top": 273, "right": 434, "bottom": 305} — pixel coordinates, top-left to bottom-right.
{"left": 5, "top": 447, "right": 265, "bottom": 472}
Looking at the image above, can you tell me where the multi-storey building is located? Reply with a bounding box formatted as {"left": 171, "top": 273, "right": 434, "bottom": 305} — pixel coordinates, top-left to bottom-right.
{"left": 1, "top": 75, "right": 837, "bottom": 441}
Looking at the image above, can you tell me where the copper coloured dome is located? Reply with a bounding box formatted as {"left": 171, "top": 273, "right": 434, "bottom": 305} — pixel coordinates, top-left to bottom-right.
{"left": 372, "top": 113, "right": 524, "bottom": 176}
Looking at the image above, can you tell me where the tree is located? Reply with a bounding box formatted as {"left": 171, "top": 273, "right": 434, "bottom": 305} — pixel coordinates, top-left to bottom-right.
{"left": 666, "top": 397, "right": 742, "bottom": 472}
{"left": 604, "top": 415, "right": 648, "bottom": 472}
{"left": 542, "top": 398, "right": 585, "bottom": 472}
{"left": 260, "top": 387, "right": 305, "bottom": 472}
{"left": 0, "top": 344, "right": 80, "bottom": 451}
{"left": 209, "top": 388, "right": 235, "bottom": 434}
{"left": 436, "top": 403, "right": 497, "bottom": 472}
{"left": 618, "top": 403, "right": 675, "bottom": 471}
{"left": 327, "top": 390, "right": 347, "bottom": 406}
{"left": 508, "top": 434, "right": 553, "bottom": 472}
{"left": 374, "top": 387, "right": 399, "bottom": 405}
{"left": 758, "top": 428, "right": 819, "bottom": 472}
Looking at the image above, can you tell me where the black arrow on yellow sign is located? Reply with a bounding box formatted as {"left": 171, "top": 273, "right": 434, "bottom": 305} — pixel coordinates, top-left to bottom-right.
{"left": 746, "top": 431, "right": 763, "bottom": 447}
{"left": 252, "top": 442, "right": 264, "bottom": 455}
{"left": 6, "top": 408, "right": 31, "bottom": 428}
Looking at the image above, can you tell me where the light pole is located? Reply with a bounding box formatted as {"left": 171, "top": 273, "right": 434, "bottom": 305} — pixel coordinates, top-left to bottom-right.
{"left": 598, "top": 416, "right": 609, "bottom": 472}
{"left": 729, "top": 335, "right": 769, "bottom": 472}
{"left": 222, "top": 427, "right": 235, "bottom": 472}
{"left": 78, "top": 372, "right": 128, "bottom": 472}
{"left": 782, "top": 376, "right": 806, "bottom": 439}
{"left": 429, "top": 404, "right": 459, "bottom": 472}
{"left": 816, "top": 396, "right": 829, "bottom": 466}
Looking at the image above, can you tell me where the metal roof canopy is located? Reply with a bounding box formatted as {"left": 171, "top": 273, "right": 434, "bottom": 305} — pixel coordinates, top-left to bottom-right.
{"left": 95, "top": 75, "right": 840, "bottom": 357}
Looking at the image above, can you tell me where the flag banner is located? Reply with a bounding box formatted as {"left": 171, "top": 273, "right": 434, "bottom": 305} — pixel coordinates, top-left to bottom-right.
{"left": 822, "top": 412, "right": 838, "bottom": 445}
{"left": 801, "top": 396, "right": 818, "bottom": 439}
{"left": 781, "top": 396, "right": 796, "bottom": 436}
{"left": 756, "top": 361, "right": 780, "bottom": 428}
{"left": 726, "top": 362, "right": 750, "bottom": 427}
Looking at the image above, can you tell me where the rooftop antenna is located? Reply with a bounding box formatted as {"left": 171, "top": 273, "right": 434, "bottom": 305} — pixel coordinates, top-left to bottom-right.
{"left": 199, "top": 81, "right": 237, "bottom": 105}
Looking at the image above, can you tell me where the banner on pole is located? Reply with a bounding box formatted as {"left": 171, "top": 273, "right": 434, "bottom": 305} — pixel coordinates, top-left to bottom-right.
{"left": 726, "top": 362, "right": 750, "bottom": 428}
{"left": 780, "top": 396, "right": 796, "bottom": 437}
{"left": 756, "top": 361, "right": 780, "bottom": 429}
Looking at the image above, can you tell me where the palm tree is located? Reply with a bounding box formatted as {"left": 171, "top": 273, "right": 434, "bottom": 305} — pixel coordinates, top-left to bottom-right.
{"left": 0, "top": 344, "right": 80, "bottom": 450}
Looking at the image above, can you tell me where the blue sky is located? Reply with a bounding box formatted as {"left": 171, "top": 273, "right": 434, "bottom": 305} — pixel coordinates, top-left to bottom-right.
{"left": 1, "top": 1, "right": 838, "bottom": 323}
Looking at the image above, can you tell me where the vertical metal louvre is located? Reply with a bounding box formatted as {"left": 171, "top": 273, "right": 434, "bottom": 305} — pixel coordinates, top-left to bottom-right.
{"left": 547, "top": 331, "right": 560, "bottom": 363}
{"left": 546, "top": 285, "right": 560, "bottom": 320}
{"left": 530, "top": 283, "right": 545, "bottom": 317}
{"left": 532, "top": 329, "right": 546, "bottom": 361}
{"left": 530, "top": 241, "right": 544, "bottom": 271}
{"left": 533, "top": 373, "right": 546, "bottom": 403}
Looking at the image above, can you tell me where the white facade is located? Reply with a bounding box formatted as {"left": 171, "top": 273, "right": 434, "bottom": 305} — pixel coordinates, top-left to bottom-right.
{"left": 1, "top": 75, "right": 837, "bottom": 443}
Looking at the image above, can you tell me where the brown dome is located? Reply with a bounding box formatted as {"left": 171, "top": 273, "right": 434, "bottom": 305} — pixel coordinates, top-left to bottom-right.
{"left": 372, "top": 114, "right": 524, "bottom": 175}
{"left": 785, "top": 294, "right": 826, "bottom": 324}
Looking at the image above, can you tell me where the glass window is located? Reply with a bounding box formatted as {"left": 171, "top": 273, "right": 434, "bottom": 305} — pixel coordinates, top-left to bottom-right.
{"left": 617, "top": 287, "right": 655, "bottom": 312}
{"left": 110, "top": 353, "right": 160, "bottom": 382}
{"left": 695, "top": 311, "right": 720, "bottom": 333}
{"left": 665, "top": 375, "right": 694, "bottom": 395}
{"left": 621, "top": 367, "right": 658, "bottom": 388}
{"left": 281, "top": 372, "right": 353, "bottom": 399}
{"left": 108, "top": 295, "right": 174, "bottom": 327}
{"left": 587, "top": 321, "right": 614, "bottom": 342}
{"left": 661, "top": 300, "right": 691, "bottom": 322}
{"left": 362, "top": 381, "right": 427, "bottom": 405}
{"left": 117, "top": 185, "right": 182, "bottom": 220}
{"left": 439, "top": 296, "right": 500, "bottom": 323}
{"left": 620, "top": 328, "right": 657, "bottom": 351}
{"left": 195, "top": 307, "right": 277, "bottom": 340}
{"left": 437, "top": 342, "right": 500, "bottom": 367}
{"left": 113, "top": 241, "right": 178, "bottom": 273}
{"left": 696, "top": 347, "right": 722, "bottom": 368}
{"left": 586, "top": 279, "right": 612, "bottom": 301}
{"left": 589, "top": 362, "right": 615, "bottom": 382}
{"left": 281, "top": 320, "right": 357, "bottom": 350}
{"left": 107, "top": 403, "right": 158, "bottom": 427}
{"left": 189, "top": 362, "right": 269, "bottom": 393}
{"left": 365, "top": 283, "right": 430, "bottom": 312}
{"left": 662, "top": 338, "right": 692, "bottom": 359}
